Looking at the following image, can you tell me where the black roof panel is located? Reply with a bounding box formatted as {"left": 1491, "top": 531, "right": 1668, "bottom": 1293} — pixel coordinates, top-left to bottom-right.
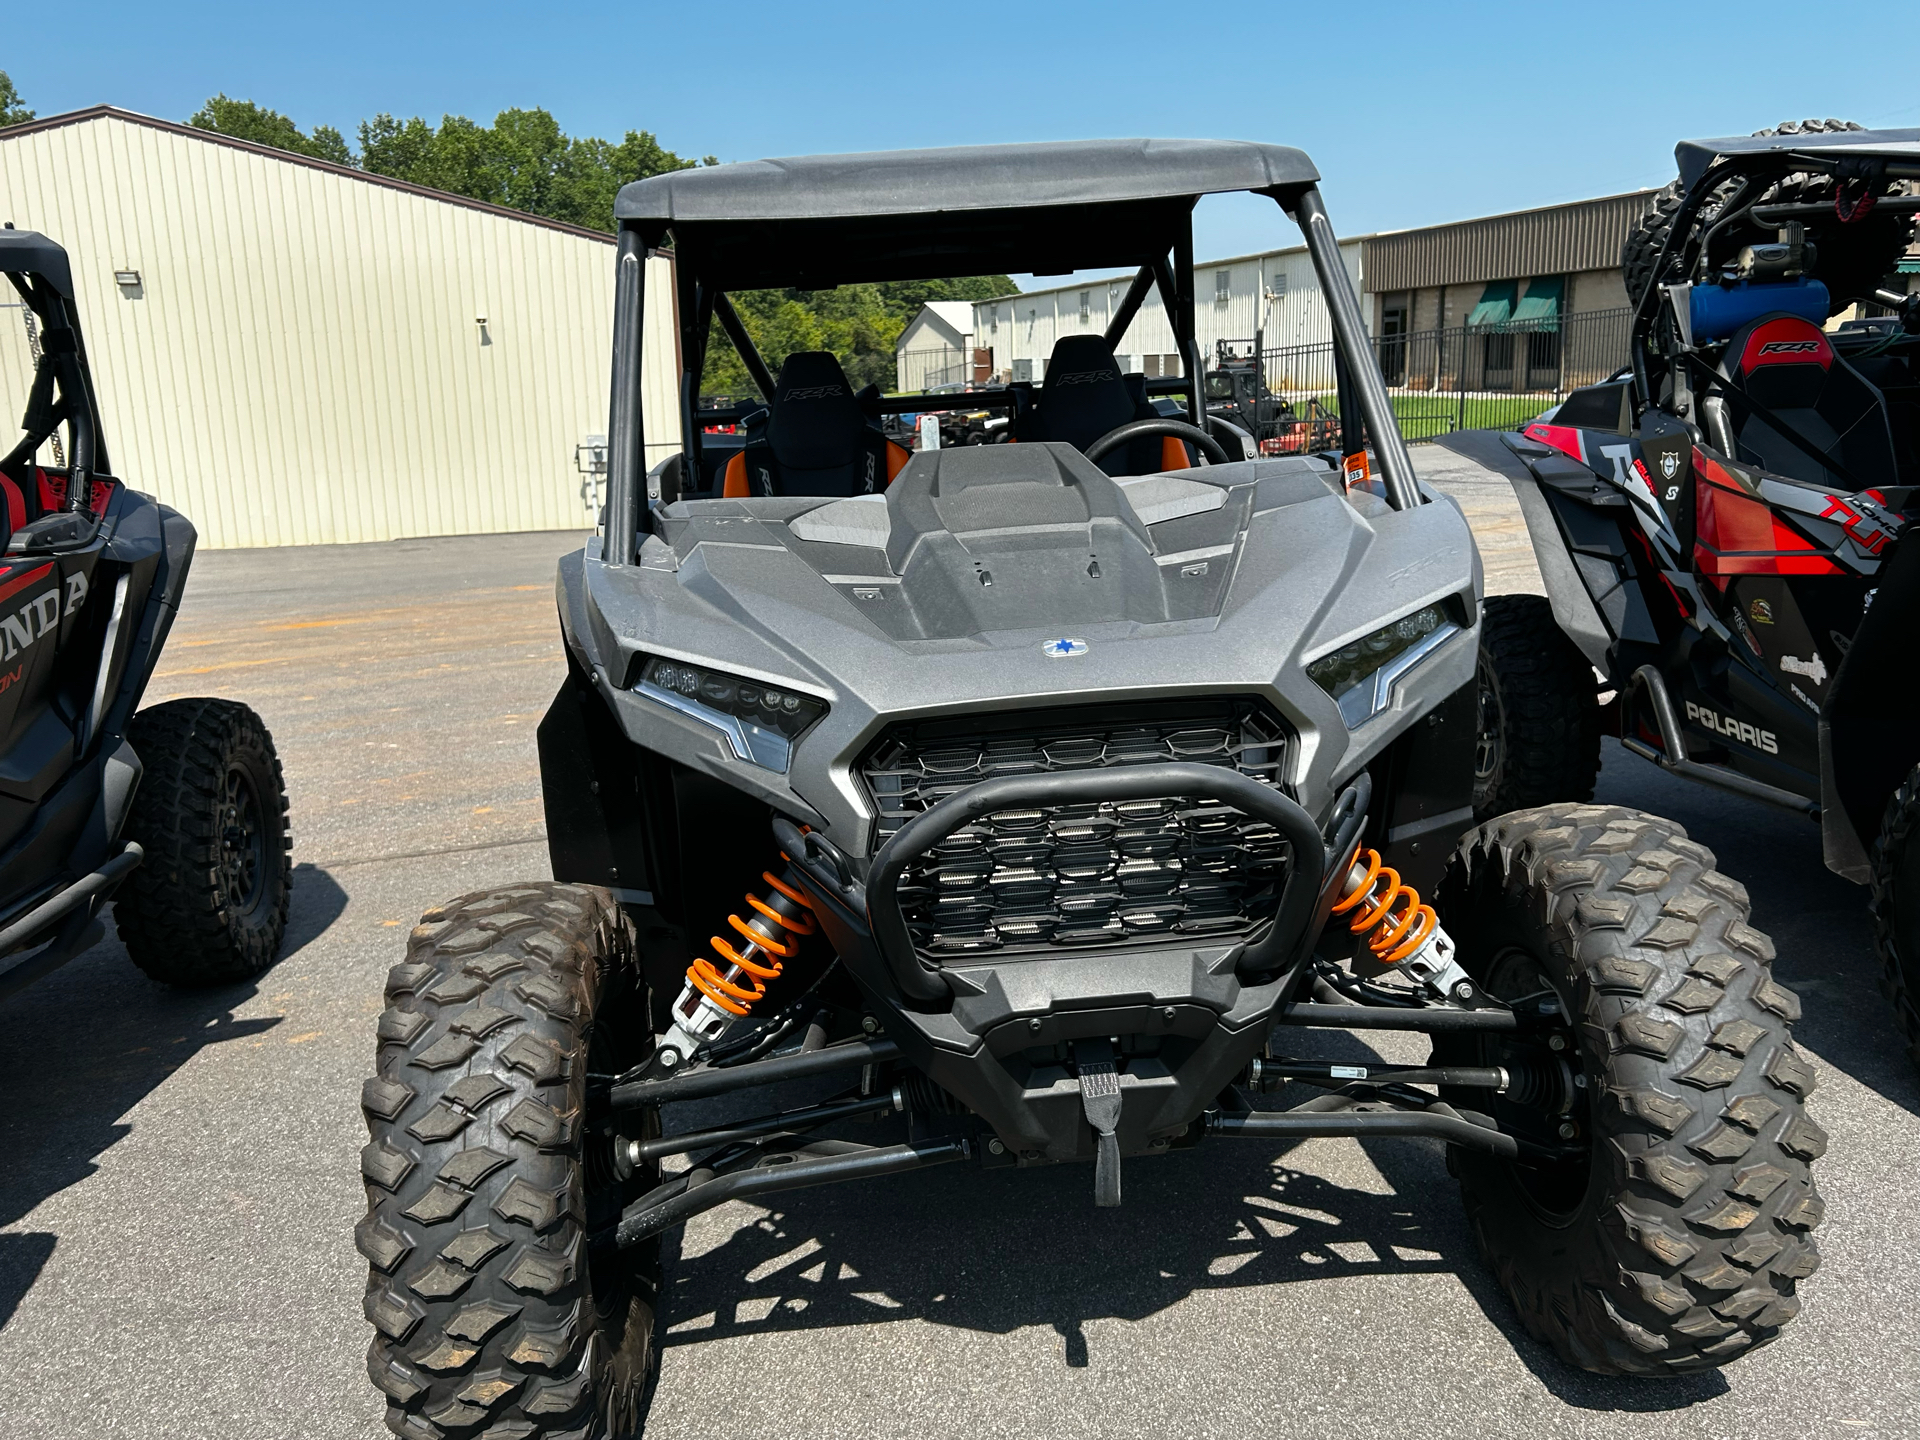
{"left": 0, "top": 229, "right": 74, "bottom": 298}
{"left": 1675, "top": 127, "right": 1920, "bottom": 188}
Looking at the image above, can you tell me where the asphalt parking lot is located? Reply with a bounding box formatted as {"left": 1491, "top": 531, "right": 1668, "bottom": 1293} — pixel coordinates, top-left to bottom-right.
{"left": 2, "top": 465, "right": 1917, "bottom": 1440}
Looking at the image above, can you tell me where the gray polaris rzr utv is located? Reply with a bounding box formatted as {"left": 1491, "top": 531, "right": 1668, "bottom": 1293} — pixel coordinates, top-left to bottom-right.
{"left": 357, "top": 140, "right": 1826, "bottom": 1437}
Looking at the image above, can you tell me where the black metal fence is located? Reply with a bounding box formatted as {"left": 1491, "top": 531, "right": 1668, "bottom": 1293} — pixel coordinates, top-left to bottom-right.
{"left": 1261, "top": 306, "right": 1632, "bottom": 447}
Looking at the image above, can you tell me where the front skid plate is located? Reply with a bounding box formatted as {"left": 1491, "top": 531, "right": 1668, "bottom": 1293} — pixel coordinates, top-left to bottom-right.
{"left": 874, "top": 942, "right": 1287, "bottom": 1164}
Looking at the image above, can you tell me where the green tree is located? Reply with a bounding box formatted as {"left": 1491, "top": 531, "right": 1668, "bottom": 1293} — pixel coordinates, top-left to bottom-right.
{"left": 704, "top": 275, "right": 1016, "bottom": 396}
{"left": 0, "top": 71, "right": 34, "bottom": 128}
{"left": 189, "top": 95, "right": 351, "bottom": 165}
{"left": 357, "top": 108, "right": 698, "bottom": 232}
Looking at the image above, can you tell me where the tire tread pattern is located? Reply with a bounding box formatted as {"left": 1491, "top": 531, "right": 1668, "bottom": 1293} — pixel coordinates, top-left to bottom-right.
{"left": 359, "top": 883, "right": 653, "bottom": 1439}
{"left": 1475, "top": 594, "right": 1601, "bottom": 821}
{"left": 1444, "top": 803, "right": 1823, "bottom": 1375}
{"left": 116, "top": 697, "right": 291, "bottom": 985}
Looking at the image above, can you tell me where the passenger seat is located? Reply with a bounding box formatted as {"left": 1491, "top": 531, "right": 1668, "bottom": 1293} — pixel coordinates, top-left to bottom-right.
{"left": 723, "top": 352, "right": 910, "bottom": 498}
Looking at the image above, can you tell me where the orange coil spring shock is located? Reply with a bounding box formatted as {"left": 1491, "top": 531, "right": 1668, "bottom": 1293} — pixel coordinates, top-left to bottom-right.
{"left": 1328, "top": 847, "right": 1438, "bottom": 965}
{"left": 684, "top": 866, "right": 816, "bottom": 1019}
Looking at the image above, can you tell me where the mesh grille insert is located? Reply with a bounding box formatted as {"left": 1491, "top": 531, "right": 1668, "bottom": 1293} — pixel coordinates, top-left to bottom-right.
{"left": 860, "top": 700, "right": 1291, "bottom": 958}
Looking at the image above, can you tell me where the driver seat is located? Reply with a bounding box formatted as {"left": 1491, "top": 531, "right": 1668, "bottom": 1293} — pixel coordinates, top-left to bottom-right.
{"left": 1719, "top": 313, "right": 1899, "bottom": 488}
{"left": 723, "top": 351, "right": 910, "bottom": 498}
{"left": 1014, "top": 335, "right": 1194, "bottom": 476}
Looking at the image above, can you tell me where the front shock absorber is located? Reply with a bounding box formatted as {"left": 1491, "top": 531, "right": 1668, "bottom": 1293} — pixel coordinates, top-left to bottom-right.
{"left": 1329, "top": 847, "right": 1476, "bottom": 1003}
{"left": 660, "top": 865, "right": 816, "bottom": 1063}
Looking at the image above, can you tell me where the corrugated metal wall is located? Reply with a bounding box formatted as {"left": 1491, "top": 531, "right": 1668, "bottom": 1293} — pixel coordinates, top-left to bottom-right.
{"left": 0, "top": 109, "right": 679, "bottom": 549}
{"left": 1364, "top": 191, "right": 1653, "bottom": 295}
{"left": 972, "top": 240, "right": 1366, "bottom": 378}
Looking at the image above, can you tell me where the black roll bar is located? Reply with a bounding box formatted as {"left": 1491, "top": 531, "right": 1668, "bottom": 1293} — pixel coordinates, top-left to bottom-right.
{"left": 1103, "top": 262, "right": 1159, "bottom": 351}
{"left": 1286, "top": 187, "right": 1421, "bottom": 511}
{"left": 603, "top": 228, "right": 647, "bottom": 566}
{"left": 712, "top": 290, "right": 777, "bottom": 401}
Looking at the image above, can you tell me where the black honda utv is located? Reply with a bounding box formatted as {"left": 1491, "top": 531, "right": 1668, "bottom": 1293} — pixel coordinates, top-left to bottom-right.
{"left": 0, "top": 231, "right": 291, "bottom": 1001}
{"left": 358, "top": 140, "right": 1825, "bottom": 1437}
{"left": 1463, "top": 122, "right": 1920, "bottom": 1067}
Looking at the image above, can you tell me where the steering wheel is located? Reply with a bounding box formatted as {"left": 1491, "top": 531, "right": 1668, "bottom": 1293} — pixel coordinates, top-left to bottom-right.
{"left": 1082, "top": 417, "right": 1230, "bottom": 467}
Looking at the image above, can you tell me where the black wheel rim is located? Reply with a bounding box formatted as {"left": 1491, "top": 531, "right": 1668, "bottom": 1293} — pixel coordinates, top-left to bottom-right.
{"left": 1477, "top": 944, "right": 1592, "bottom": 1222}
{"left": 1473, "top": 652, "right": 1505, "bottom": 804}
{"left": 220, "top": 765, "right": 267, "bottom": 918}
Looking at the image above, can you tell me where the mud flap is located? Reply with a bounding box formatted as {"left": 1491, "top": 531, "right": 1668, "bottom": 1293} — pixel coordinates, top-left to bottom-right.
{"left": 1074, "top": 1038, "right": 1122, "bottom": 1207}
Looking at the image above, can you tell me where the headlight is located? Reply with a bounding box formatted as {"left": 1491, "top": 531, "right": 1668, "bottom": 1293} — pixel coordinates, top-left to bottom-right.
{"left": 1306, "top": 603, "right": 1458, "bottom": 728}
{"left": 636, "top": 656, "right": 827, "bottom": 773}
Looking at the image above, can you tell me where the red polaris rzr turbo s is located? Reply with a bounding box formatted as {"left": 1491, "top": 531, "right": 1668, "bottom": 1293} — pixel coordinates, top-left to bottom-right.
{"left": 1464, "top": 120, "right": 1920, "bottom": 1066}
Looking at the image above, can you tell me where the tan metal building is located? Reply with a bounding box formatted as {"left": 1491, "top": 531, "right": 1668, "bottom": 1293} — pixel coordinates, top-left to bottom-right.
{"left": 0, "top": 105, "right": 679, "bottom": 550}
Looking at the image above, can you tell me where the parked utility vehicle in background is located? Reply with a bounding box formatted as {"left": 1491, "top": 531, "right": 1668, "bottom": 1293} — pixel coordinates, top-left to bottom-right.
{"left": 1465, "top": 121, "right": 1920, "bottom": 1068}
{"left": 357, "top": 140, "right": 1825, "bottom": 1439}
{"left": 0, "top": 231, "right": 291, "bottom": 1001}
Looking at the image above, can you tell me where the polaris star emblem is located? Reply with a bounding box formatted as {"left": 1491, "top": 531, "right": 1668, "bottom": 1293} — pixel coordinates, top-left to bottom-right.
{"left": 1042, "top": 637, "right": 1089, "bottom": 658}
{"left": 1661, "top": 450, "right": 1680, "bottom": 480}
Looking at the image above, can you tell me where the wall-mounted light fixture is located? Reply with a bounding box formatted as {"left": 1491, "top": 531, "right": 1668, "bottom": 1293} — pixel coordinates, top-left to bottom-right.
{"left": 114, "top": 269, "right": 142, "bottom": 287}
{"left": 476, "top": 314, "right": 491, "bottom": 346}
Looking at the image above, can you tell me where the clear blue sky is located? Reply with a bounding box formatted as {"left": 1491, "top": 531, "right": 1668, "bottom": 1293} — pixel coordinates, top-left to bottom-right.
{"left": 10, "top": 0, "right": 1913, "bottom": 283}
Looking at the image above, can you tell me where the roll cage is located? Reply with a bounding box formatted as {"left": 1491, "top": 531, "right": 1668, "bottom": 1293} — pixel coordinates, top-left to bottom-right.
{"left": 597, "top": 138, "right": 1420, "bottom": 563}
{"left": 0, "top": 230, "right": 112, "bottom": 523}
{"left": 1627, "top": 128, "right": 1920, "bottom": 430}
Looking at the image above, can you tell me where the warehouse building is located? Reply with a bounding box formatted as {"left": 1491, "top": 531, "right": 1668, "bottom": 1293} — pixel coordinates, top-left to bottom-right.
{"left": 1363, "top": 190, "right": 1651, "bottom": 394}
{"left": 897, "top": 238, "right": 1369, "bottom": 387}
{"left": 0, "top": 105, "right": 679, "bottom": 549}
{"left": 896, "top": 191, "right": 1657, "bottom": 400}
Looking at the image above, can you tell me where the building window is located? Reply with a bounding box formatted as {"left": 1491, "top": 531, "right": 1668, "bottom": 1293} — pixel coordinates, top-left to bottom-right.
{"left": 989, "top": 307, "right": 998, "bottom": 336}
{"left": 1215, "top": 270, "right": 1232, "bottom": 305}
{"left": 1267, "top": 272, "right": 1287, "bottom": 301}
{"left": 1078, "top": 290, "right": 1091, "bottom": 320}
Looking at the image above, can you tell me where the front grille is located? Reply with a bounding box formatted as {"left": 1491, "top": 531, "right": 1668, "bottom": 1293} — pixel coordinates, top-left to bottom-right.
{"left": 859, "top": 699, "right": 1291, "bottom": 958}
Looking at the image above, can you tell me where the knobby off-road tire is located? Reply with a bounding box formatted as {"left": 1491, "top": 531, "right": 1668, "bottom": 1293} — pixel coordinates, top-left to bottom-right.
{"left": 1472, "top": 595, "right": 1601, "bottom": 822}
{"left": 1438, "top": 805, "right": 1825, "bottom": 1374}
{"left": 117, "top": 697, "right": 291, "bottom": 985}
{"left": 1869, "top": 765, "right": 1920, "bottom": 1070}
{"left": 359, "top": 884, "right": 660, "bottom": 1440}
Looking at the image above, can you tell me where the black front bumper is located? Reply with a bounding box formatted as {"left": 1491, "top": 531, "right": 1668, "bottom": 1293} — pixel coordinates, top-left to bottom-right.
{"left": 781, "top": 762, "right": 1345, "bottom": 1162}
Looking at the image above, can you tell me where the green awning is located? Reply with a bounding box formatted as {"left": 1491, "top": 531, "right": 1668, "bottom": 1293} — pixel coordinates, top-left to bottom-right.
{"left": 1466, "top": 279, "right": 1518, "bottom": 330}
{"left": 1511, "top": 274, "right": 1564, "bottom": 327}
{"left": 1899, "top": 257, "right": 1920, "bottom": 274}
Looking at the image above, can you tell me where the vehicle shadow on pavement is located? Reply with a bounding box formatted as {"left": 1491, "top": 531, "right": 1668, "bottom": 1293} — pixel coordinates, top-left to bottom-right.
{"left": 1593, "top": 742, "right": 1920, "bottom": 1120}
{"left": 0, "top": 862, "right": 348, "bottom": 1331}
{"left": 651, "top": 1094, "right": 1726, "bottom": 1418}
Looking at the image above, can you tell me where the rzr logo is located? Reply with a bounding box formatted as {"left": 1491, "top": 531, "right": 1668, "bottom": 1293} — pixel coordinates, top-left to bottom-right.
{"left": 1758, "top": 340, "right": 1823, "bottom": 355}
{"left": 782, "top": 386, "right": 844, "bottom": 401}
{"left": 1052, "top": 370, "right": 1114, "bottom": 386}
{"left": 1684, "top": 700, "right": 1779, "bottom": 755}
